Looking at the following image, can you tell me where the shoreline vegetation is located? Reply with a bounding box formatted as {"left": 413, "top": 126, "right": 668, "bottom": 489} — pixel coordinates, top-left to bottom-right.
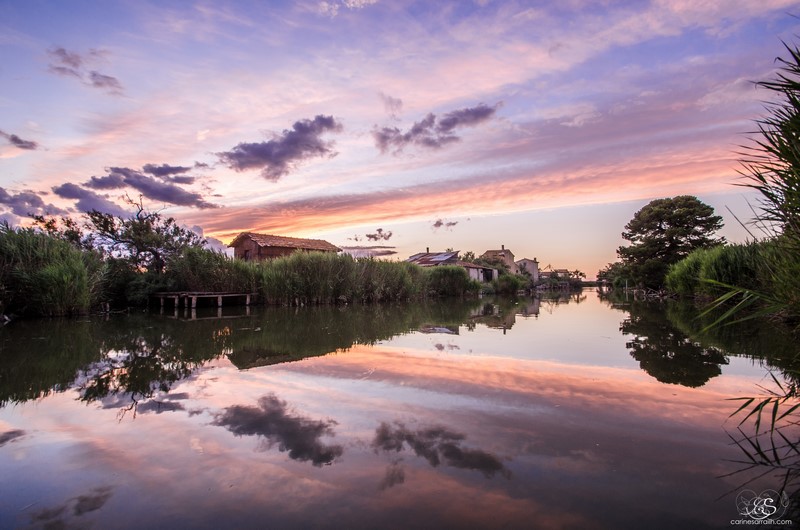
{"left": 0, "top": 225, "right": 477, "bottom": 318}
{"left": 0, "top": 220, "right": 584, "bottom": 319}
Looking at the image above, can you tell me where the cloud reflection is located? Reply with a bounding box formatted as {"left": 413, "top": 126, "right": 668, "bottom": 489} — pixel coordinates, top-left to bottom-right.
{"left": 30, "top": 486, "right": 114, "bottom": 527}
{"left": 213, "top": 393, "right": 343, "bottom": 466}
{"left": 372, "top": 422, "right": 509, "bottom": 479}
{"left": 0, "top": 429, "right": 25, "bottom": 447}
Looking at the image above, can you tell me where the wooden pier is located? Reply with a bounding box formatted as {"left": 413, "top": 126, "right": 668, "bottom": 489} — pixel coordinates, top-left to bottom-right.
{"left": 152, "top": 291, "right": 257, "bottom": 310}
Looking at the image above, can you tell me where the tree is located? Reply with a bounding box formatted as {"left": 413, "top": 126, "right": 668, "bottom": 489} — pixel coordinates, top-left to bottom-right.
{"left": 617, "top": 195, "right": 724, "bottom": 289}
{"left": 85, "top": 197, "right": 205, "bottom": 274}
{"left": 597, "top": 261, "right": 631, "bottom": 289}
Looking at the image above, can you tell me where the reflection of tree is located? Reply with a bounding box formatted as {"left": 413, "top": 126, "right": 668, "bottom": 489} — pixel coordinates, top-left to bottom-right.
{"left": 371, "top": 421, "right": 510, "bottom": 489}
{"left": 621, "top": 302, "right": 728, "bottom": 387}
{"left": 0, "top": 294, "right": 581, "bottom": 412}
{"left": 0, "top": 318, "right": 105, "bottom": 406}
{"left": 666, "top": 302, "right": 800, "bottom": 387}
{"left": 75, "top": 316, "right": 232, "bottom": 417}
{"left": 213, "top": 393, "right": 343, "bottom": 466}
{"left": 0, "top": 300, "right": 482, "bottom": 411}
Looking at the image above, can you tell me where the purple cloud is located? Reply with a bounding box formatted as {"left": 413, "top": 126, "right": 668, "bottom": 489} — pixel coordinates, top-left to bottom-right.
{"left": 373, "top": 103, "right": 499, "bottom": 154}
{"left": 48, "top": 47, "right": 82, "bottom": 69}
{"left": 88, "top": 71, "right": 123, "bottom": 94}
{"left": 46, "top": 46, "right": 124, "bottom": 95}
{"left": 379, "top": 92, "right": 403, "bottom": 119}
{"left": 0, "top": 130, "right": 38, "bottom": 150}
{"left": 85, "top": 173, "right": 126, "bottom": 189}
{"left": 216, "top": 115, "right": 343, "bottom": 181}
{"left": 432, "top": 218, "right": 458, "bottom": 231}
{"left": 142, "top": 163, "right": 192, "bottom": 177}
{"left": 83, "top": 167, "right": 217, "bottom": 209}
{"left": 365, "top": 227, "right": 392, "bottom": 241}
{"left": 437, "top": 104, "right": 498, "bottom": 133}
{"left": 142, "top": 163, "right": 195, "bottom": 184}
{"left": 51, "top": 183, "right": 128, "bottom": 216}
{"left": 0, "top": 186, "right": 66, "bottom": 218}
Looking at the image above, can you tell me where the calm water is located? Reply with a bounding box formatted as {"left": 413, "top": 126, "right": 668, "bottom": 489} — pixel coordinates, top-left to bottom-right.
{"left": 1, "top": 290, "right": 798, "bottom": 529}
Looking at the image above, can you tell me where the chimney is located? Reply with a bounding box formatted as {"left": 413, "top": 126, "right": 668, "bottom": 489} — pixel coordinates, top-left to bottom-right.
{"left": 426, "top": 247, "right": 429, "bottom": 253}
{"left": 501, "top": 244, "right": 505, "bottom": 250}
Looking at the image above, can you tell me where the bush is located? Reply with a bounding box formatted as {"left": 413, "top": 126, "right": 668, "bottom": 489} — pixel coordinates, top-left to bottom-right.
{"left": 424, "top": 266, "right": 472, "bottom": 297}
{"left": 493, "top": 274, "right": 526, "bottom": 295}
{"left": 665, "top": 248, "right": 712, "bottom": 296}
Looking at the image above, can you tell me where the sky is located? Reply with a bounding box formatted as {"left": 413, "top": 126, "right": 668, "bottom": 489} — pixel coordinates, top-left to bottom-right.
{"left": 2, "top": 0, "right": 800, "bottom": 278}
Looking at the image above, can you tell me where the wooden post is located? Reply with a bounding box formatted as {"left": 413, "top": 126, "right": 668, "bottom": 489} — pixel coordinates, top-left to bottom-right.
{"left": 192, "top": 296, "right": 197, "bottom": 309}
{"left": 217, "top": 295, "right": 223, "bottom": 307}
{"left": 245, "top": 294, "right": 250, "bottom": 305}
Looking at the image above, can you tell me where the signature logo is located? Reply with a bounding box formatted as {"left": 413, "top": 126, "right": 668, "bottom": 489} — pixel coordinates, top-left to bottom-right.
{"left": 736, "top": 489, "right": 789, "bottom": 521}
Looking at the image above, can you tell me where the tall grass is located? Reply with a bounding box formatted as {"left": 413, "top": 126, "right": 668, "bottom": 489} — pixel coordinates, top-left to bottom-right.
{"left": 165, "top": 247, "right": 259, "bottom": 293}
{"left": 666, "top": 243, "right": 769, "bottom": 297}
{"left": 164, "top": 250, "right": 475, "bottom": 306}
{"left": 257, "top": 252, "right": 444, "bottom": 305}
{"left": 0, "top": 224, "right": 95, "bottom": 316}
{"left": 735, "top": 42, "right": 800, "bottom": 323}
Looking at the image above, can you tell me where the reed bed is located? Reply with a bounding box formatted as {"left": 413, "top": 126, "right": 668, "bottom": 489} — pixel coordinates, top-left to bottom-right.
{"left": 166, "top": 250, "right": 475, "bottom": 306}
{"left": 0, "top": 224, "right": 97, "bottom": 316}
{"left": 0, "top": 223, "right": 479, "bottom": 318}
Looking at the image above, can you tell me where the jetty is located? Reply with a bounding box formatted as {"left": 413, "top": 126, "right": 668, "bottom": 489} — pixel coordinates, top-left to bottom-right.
{"left": 152, "top": 291, "right": 257, "bottom": 310}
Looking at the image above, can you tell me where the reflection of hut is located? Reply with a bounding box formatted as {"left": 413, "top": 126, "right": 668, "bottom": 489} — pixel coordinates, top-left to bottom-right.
{"left": 518, "top": 298, "right": 541, "bottom": 318}
{"left": 469, "top": 303, "right": 516, "bottom": 333}
{"left": 229, "top": 232, "right": 340, "bottom": 261}
{"left": 418, "top": 324, "right": 459, "bottom": 335}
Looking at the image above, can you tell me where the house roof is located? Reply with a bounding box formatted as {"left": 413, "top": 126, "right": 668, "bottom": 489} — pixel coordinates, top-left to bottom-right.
{"left": 481, "top": 249, "right": 514, "bottom": 259}
{"left": 405, "top": 251, "right": 459, "bottom": 266}
{"left": 228, "top": 232, "right": 340, "bottom": 252}
{"left": 455, "top": 260, "right": 494, "bottom": 270}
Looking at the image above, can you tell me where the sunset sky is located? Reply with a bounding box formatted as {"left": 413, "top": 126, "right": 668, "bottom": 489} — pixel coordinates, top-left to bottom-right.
{"left": 2, "top": 1, "right": 799, "bottom": 277}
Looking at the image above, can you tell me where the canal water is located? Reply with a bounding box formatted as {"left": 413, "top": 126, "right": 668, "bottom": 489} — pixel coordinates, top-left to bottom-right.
{"left": 0, "top": 290, "right": 797, "bottom": 529}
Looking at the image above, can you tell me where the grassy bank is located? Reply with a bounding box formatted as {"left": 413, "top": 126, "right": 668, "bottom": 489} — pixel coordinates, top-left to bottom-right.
{"left": 0, "top": 227, "right": 479, "bottom": 317}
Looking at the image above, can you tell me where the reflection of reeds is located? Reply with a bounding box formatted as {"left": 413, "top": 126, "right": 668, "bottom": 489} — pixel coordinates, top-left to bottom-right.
{"left": 723, "top": 372, "right": 800, "bottom": 520}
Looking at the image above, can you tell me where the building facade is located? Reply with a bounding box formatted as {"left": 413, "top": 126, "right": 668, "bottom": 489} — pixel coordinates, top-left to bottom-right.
{"left": 480, "top": 245, "right": 518, "bottom": 274}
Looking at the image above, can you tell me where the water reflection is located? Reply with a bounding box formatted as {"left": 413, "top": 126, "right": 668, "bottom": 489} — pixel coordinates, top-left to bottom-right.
{"left": 372, "top": 421, "right": 510, "bottom": 480}
{"left": 1, "top": 291, "right": 796, "bottom": 529}
{"left": 213, "top": 393, "right": 344, "bottom": 466}
{"left": 2, "top": 293, "right": 798, "bottom": 411}
{"left": 620, "top": 301, "right": 729, "bottom": 387}
{"left": 0, "top": 300, "right": 484, "bottom": 411}
{"left": 29, "top": 485, "right": 115, "bottom": 529}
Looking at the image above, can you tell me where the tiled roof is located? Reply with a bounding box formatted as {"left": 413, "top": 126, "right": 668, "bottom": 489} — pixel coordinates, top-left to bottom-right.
{"left": 228, "top": 232, "right": 340, "bottom": 252}
{"left": 405, "top": 251, "right": 459, "bottom": 266}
